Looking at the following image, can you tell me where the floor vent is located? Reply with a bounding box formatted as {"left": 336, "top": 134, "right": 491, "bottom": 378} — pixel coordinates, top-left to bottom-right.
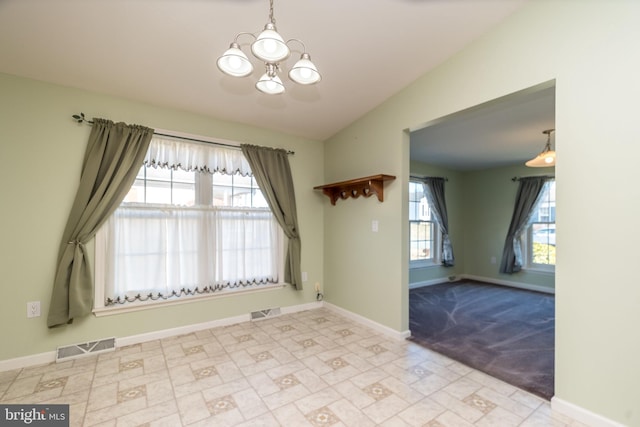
{"left": 250, "top": 307, "right": 281, "bottom": 321}
{"left": 56, "top": 337, "right": 116, "bottom": 362}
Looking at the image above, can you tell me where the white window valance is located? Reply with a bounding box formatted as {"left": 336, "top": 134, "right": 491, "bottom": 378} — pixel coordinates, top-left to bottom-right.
{"left": 144, "top": 136, "right": 252, "bottom": 176}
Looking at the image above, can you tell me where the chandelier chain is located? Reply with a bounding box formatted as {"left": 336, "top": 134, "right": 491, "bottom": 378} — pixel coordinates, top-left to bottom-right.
{"left": 269, "top": 0, "right": 276, "bottom": 25}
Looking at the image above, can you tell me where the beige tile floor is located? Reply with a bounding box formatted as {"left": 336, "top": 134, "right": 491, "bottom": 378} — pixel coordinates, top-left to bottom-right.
{"left": 0, "top": 308, "right": 586, "bottom": 426}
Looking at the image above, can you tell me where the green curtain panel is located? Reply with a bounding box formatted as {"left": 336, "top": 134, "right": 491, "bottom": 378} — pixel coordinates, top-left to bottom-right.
{"left": 240, "top": 144, "right": 303, "bottom": 290}
{"left": 47, "top": 119, "right": 154, "bottom": 327}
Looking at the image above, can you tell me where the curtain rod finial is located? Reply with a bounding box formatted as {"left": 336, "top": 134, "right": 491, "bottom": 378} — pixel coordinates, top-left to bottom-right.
{"left": 72, "top": 112, "right": 90, "bottom": 124}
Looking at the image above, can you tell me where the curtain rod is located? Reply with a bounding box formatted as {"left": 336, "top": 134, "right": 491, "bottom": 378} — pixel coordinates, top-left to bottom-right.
{"left": 71, "top": 113, "right": 294, "bottom": 155}
{"left": 511, "top": 175, "right": 554, "bottom": 181}
{"left": 410, "top": 175, "right": 448, "bottom": 181}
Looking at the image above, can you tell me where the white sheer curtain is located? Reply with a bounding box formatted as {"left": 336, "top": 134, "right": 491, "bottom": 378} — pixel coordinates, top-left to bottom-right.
{"left": 95, "top": 135, "right": 283, "bottom": 307}
{"left": 145, "top": 136, "right": 252, "bottom": 175}
{"left": 97, "top": 205, "right": 281, "bottom": 305}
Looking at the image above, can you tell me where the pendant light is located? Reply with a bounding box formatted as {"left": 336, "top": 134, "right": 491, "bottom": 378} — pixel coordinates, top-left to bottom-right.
{"left": 526, "top": 129, "right": 556, "bottom": 167}
{"left": 217, "top": 0, "right": 321, "bottom": 94}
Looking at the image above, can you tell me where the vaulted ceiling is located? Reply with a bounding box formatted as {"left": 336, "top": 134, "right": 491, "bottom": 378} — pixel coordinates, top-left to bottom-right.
{"left": 0, "top": 0, "right": 528, "bottom": 143}
{"left": 1, "top": 0, "right": 552, "bottom": 170}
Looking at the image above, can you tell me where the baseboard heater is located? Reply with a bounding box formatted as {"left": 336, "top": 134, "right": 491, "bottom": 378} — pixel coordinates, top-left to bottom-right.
{"left": 56, "top": 337, "right": 116, "bottom": 362}
{"left": 250, "top": 307, "right": 281, "bottom": 321}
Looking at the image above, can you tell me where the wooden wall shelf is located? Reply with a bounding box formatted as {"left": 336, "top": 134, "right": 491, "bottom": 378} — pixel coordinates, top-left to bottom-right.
{"left": 314, "top": 174, "right": 396, "bottom": 205}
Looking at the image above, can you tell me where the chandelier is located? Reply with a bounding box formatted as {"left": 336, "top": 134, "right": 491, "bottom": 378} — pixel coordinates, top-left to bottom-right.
{"left": 526, "top": 129, "right": 556, "bottom": 167}
{"left": 216, "top": 0, "right": 321, "bottom": 95}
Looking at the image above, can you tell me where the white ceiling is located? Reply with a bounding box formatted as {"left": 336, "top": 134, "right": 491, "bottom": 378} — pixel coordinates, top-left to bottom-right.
{"left": 410, "top": 84, "right": 556, "bottom": 171}
{"left": 0, "top": 0, "right": 529, "bottom": 143}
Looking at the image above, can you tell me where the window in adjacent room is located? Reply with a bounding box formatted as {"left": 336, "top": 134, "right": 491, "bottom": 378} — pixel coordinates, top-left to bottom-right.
{"left": 524, "top": 179, "right": 556, "bottom": 271}
{"left": 409, "top": 180, "right": 440, "bottom": 266}
{"left": 94, "top": 136, "right": 284, "bottom": 313}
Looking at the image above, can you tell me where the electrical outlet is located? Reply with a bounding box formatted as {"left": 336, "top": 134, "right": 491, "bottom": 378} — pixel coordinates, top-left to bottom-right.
{"left": 27, "top": 301, "right": 41, "bottom": 318}
{"left": 371, "top": 220, "right": 379, "bottom": 232}
{"left": 302, "top": 272, "right": 308, "bottom": 282}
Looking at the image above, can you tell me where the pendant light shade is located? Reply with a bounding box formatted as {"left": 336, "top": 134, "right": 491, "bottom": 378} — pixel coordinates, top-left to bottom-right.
{"left": 217, "top": 0, "right": 320, "bottom": 95}
{"left": 526, "top": 129, "right": 556, "bottom": 167}
{"left": 217, "top": 42, "right": 254, "bottom": 77}
{"left": 288, "top": 53, "right": 321, "bottom": 85}
{"left": 256, "top": 73, "right": 285, "bottom": 95}
{"left": 252, "top": 23, "right": 290, "bottom": 63}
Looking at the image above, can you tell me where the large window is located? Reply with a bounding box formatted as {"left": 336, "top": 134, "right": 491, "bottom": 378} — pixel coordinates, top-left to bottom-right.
{"left": 524, "top": 180, "right": 556, "bottom": 270}
{"left": 95, "top": 138, "right": 283, "bottom": 311}
{"left": 409, "top": 181, "right": 439, "bottom": 265}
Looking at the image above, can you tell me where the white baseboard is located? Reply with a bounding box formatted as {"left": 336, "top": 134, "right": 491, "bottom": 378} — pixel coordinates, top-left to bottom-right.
{"left": 115, "top": 313, "right": 251, "bottom": 348}
{"left": 461, "top": 274, "right": 555, "bottom": 294}
{"left": 551, "top": 397, "right": 626, "bottom": 427}
{"left": 409, "top": 277, "right": 456, "bottom": 289}
{"left": 323, "top": 302, "right": 411, "bottom": 341}
{"left": 0, "top": 351, "right": 57, "bottom": 373}
{"left": 0, "top": 301, "right": 324, "bottom": 373}
{"left": 281, "top": 301, "right": 323, "bottom": 315}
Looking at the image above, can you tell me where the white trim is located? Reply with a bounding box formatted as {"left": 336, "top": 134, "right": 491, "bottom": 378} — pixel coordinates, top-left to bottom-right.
{"left": 115, "top": 313, "right": 251, "bottom": 348}
{"left": 551, "top": 397, "right": 626, "bottom": 427}
{"left": 409, "top": 277, "right": 458, "bottom": 290}
{"left": 461, "top": 274, "right": 555, "bottom": 294}
{"left": 281, "top": 301, "right": 323, "bottom": 315}
{"left": 323, "top": 302, "right": 411, "bottom": 341}
{"left": 0, "top": 351, "right": 57, "bottom": 372}
{"left": 116, "top": 301, "right": 323, "bottom": 347}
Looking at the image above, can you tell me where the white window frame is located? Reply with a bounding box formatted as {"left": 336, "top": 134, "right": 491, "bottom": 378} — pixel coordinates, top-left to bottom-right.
{"left": 522, "top": 180, "right": 556, "bottom": 273}
{"left": 409, "top": 180, "right": 441, "bottom": 268}
{"left": 93, "top": 134, "right": 286, "bottom": 316}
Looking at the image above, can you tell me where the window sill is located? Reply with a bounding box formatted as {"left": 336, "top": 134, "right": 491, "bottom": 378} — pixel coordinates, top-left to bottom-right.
{"left": 93, "top": 283, "right": 287, "bottom": 317}
{"left": 410, "top": 260, "right": 442, "bottom": 270}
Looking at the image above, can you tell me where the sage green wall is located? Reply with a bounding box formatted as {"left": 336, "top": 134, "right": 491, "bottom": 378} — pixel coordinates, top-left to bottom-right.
{"left": 408, "top": 161, "right": 464, "bottom": 285}
{"left": 409, "top": 161, "right": 555, "bottom": 292}
{"left": 324, "top": 1, "right": 639, "bottom": 425}
{"left": 461, "top": 164, "right": 555, "bottom": 291}
{"left": 0, "top": 73, "right": 324, "bottom": 362}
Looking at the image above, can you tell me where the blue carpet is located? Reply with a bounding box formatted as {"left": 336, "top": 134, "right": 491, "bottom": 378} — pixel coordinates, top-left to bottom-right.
{"left": 409, "top": 280, "right": 554, "bottom": 399}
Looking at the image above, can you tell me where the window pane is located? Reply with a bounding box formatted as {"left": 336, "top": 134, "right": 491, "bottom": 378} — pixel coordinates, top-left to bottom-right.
{"left": 528, "top": 180, "right": 556, "bottom": 267}
{"left": 124, "top": 178, "right": 146, "bottom": 203}
{"left": 232, "top": 186, "right": 253, "bottom": 207}
{"left": 212, "top": 173, "right": 233, "bottom": 186}
{"left": 146, "top": 180, "right": 172, "bottom": 204}
{"left": 253, "top": 189, "right": 268, "bottom": 208}
{"left": 410, "top": 221, "right": 433, "bottom": 261}
{"left": 234, "top": 174, "right": 252, "bottom": 188}
{"left": 173, "top": 181, "right": 196, "bottom": 206}
{"left": 172, "top": 168, "right": 195, "bottom": 184}
{"left": 212, "top": 185, "right": 233, "bottom": 206}
{"left": 146, "top": 166, "right": 172, "bottom": 181}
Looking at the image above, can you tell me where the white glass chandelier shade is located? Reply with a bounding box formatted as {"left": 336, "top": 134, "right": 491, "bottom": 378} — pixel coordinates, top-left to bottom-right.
{"left": 216, "top": 42, "right": 254, "bottom": 77}
{"left": 256, "top": 73, "right": 285, "bottom": 95}
{"left": 525, "top": 151, "right": 556, "bottom": 167}
{"left": 288, "top": 53, "right": 321, "bottom": 85}
{"left": 526, "top": 129, "right": 556, "bottom": 167}
{"left": 251, "top": 23, "right": 290, "bottom": 63}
